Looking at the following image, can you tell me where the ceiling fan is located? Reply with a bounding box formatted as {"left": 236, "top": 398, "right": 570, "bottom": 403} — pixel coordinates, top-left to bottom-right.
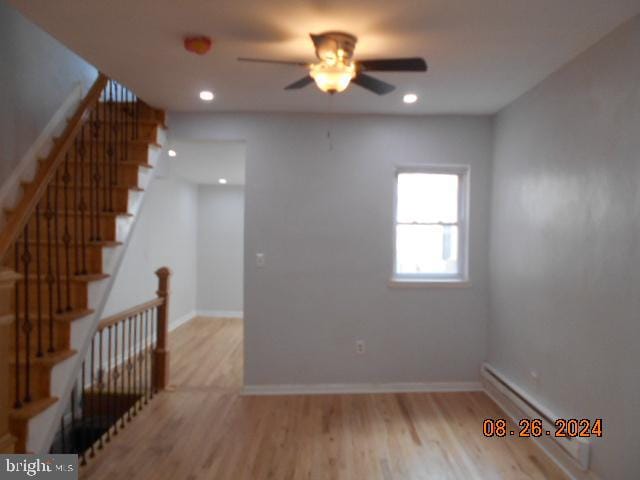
{"left": 238, "top": 31, "right": 427, "bottom": 95}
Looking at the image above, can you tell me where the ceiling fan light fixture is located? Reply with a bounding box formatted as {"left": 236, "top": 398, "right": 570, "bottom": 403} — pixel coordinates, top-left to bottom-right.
{"left": 309, "top": 60, "right": 356, "bottom": 93}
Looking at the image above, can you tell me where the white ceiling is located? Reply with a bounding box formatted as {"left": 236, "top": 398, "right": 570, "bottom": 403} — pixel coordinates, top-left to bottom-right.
{"left": 10, "top": 0, "right": 640, "bottom": 115}
{"left": 168, "top": 141, "right": 246, "bottom": 186}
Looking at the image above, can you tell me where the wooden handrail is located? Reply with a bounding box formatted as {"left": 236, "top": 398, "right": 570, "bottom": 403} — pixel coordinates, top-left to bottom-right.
{"left": 97, "top": 298, "right": 164, "bottom": 332}
{"left": 0, "top": 73, "right": 109, "bottom": 264}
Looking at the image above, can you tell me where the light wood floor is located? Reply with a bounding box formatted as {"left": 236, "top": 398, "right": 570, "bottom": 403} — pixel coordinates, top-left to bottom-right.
{"left": 81, "top": 317, "right": 566, "bottom": 480}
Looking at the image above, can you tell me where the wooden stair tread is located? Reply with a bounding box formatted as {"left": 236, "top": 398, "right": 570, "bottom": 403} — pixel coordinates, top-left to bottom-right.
{"left": 25, "top": 273, "right": 109, "bottom": 283}
{"left": 10, "top": 397, "right": 58, "bottom": 421}
{"left": 22, "top": 240, "right": 122, "bottom": 248}
{"left": 60, "top": 159, "right": 153, "bottom": 168}
{"left": 15, "top": 308, "right": 94, "bottom": 323}
{"left": 48, "top": 183, "right": 144, "bottom": 192}
{"left": 10, "top": 349, "right": 76, "bottom": 367}
{"left": 78, "top": 139, "right": 161, "bottom": 148}
{"left": 4, "top": 207, "right": 132, "bottom": 218}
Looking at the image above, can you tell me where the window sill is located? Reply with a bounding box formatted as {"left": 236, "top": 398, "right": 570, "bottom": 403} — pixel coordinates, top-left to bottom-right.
{"left": 388, "top": 278, "right": 472, "bottom": 289}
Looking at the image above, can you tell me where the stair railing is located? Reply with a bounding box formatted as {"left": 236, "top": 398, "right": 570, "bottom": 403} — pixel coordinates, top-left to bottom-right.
{"left": 50, "top": 267, "right": 171, "bottom": 464}
{"left": 0, "top": 73, "right": 145, "bottom": 452}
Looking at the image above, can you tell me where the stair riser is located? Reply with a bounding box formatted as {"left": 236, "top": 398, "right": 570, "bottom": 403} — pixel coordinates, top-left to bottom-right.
{"left": 72, "top": 141, "right": 154, "bottom": 163}
{"left": 64, "top": 162, "right": 142, "bottom": 187}
{"left": 8, "top": 365, "right": 52, "bottom": 403}
{"left": 10, "top": 322, "right": 70, "bottom": 354}
{"left": 16, "top": 281, "right": 89, "bottom": 312}
{"left": 46, "top": 186, "right": 131, "bottom": 213}
{"left": 65, "top": 147, "right": 151, "bottom": 167}
{"left": 5, "top": 245, "right": 103, "bottom": 275}
{"left": 23, "top": 215, "right": 118, "bottom": 243}
{"left": 96, "top": 102, "right": 163, "bottom": 123}
{"left": 80, "top": 122, "right": 158, "bottom": 143}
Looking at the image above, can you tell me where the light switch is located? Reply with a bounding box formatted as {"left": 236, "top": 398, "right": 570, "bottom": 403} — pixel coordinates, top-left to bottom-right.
{"left": 256, "top": 253, "right": 265, "bottom": 267}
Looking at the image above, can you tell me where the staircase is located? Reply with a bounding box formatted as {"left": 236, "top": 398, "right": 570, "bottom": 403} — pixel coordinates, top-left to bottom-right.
{"left": 0, "top": 74, "right": 166, "bottom": 453}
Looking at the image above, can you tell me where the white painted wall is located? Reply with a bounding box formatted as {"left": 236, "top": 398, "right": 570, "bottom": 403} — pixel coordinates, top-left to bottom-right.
{"left": 489, "top": 16, "right": 640, "bottom": 479}
{"left": 197, "top": 185, "right": 244, "bottom": 315}
{"left": 103, "top": 158, "right": 198, "bottom": 329}
{"left": 0, "top": 1, "right": 97, "bottom": 181}
{"left": 169, "top": 112, "right": 494, "bottom": 387}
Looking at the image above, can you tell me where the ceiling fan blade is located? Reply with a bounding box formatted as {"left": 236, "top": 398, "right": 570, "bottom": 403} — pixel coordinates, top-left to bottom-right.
{"left": 352, "top": 73, "right": 396, "bottom": 95}
{"left": 285, "top": 76, "right": 314, "bottom": 90}
{"left": 237, "top": 57, "right": 309, "bottom": 67}
{"left": 357, "top": 57, "right": 427, "bottom": 72}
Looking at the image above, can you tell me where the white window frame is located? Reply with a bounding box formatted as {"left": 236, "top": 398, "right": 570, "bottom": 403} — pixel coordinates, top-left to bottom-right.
{"left": 390, "top": 165, "right": 471, "bottom": 287}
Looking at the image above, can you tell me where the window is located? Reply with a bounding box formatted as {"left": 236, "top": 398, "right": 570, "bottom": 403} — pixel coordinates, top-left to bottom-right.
{"left": 393, "top": 166, "right": 469, "bottom": 284}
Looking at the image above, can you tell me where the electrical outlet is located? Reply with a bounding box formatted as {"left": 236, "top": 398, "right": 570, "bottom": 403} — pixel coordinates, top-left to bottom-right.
{"left": 355, "top": 340, "right": 365, "bottom": 355}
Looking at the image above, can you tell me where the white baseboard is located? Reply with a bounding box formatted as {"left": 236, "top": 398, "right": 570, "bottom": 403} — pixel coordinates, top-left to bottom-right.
{"left": 482, "top": 363, "right": 600, "bottom": 480}
{"left": 169, "top": 310, "right": 197, "bottom": 331}
{"left": 0, "top": 83, "right": 83, "bottom": 227}
{"left": 242, "top": 381, "right": 482, "bottom": 396}
{"left": 197, "top": 309, "right": 243, "bottom": 319}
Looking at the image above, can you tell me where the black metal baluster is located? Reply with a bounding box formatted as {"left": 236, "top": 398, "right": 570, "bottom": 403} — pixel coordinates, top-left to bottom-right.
{"left": 133, "top": 312, "right": 139, "bottom": 415}
{"left": 119, "top": 83, "right": 126, "bottom": 174}
{"left": 120, "top": 320, "right": 126, "bottom": 429}
{"left": 35, "top": 205, "right": 43, "bottom": 357}
{"left": 127, "top": 315, "right": 132, "bottom": 422}
{"left": 138, "top": 312, "right": 143, "bottom": 409}
{"left": 60, "top": 415, "right": 66, "bottom": 452}
{"left": 98, "top": 330, "right": 104, "bottom": 450}
{"left": 54, "top": 170, "right": 62, "bottom": 313}
{"left": 80, "top": 361, "right": 87, "bottom": 466}
{"left": 109, "top": 81, "right": 116, "bottom": 212}
{"left": 62, "top": 154, "right": 72, "bottom": 311}
{"left": 78, "top": 128, "right": 88, "bottom": 275}
{"left": 22, "top": 228, "right": 32, "bottom": 404}
{"left": 151, "top": 308, "right": 156, "bottom": 398}
{"left": 70, "top": 384, "right": 77, "bottom": 453}
{"left": 74, "top": 142, "right": 81, "bottom": 275}
{"left": 106, "top": 325, "right": 112, "bottom": 442}
{"left": 89, "top": 337, "right": 96, "bottom": 458}
{"left": 92, "top": 107, "right": 102, "bottom": 241}
{"left": 45, "top": 186, "right": 55, "bottom": 352}
{"left": 134, "top": 91, "right": 139, "bottom": 140}
{"left": 112, "top": 322, "right": 119, "bottom": 436}
{"left": 144, "top": 309, "right": 149, "bottom": 404}
{"left": 13, "top": 244, "right": 22, "bottom": 408}
{"left": 88, "top": 110, "right": 96, "bottom": 242}
{"left": 102, "top": 88, "right": 109, "bottom": 212}
{"left": 129, "top": 89, "right": 135, "bottom": 142}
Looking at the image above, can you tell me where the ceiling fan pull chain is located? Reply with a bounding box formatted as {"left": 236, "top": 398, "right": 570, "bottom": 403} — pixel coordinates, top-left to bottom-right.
{"left": 326, "top": 94, "right": 334, "bottom": 151}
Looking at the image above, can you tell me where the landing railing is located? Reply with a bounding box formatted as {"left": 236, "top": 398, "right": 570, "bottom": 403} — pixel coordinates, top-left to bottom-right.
{"left": 50, "top": 267, "right": 171, "bottom": 463}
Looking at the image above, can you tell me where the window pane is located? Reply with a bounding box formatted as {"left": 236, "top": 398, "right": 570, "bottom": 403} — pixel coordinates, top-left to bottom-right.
{"left": 395, "top": 224, "right": 459, "bottom": 275}
{"left": 397, "top": 173, "right": 459, "bottom": 223}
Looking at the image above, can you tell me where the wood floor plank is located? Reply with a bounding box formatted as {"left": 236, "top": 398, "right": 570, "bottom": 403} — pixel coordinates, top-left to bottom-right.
{"left": 80, "top": 317, "right": 567, "bottom": 480}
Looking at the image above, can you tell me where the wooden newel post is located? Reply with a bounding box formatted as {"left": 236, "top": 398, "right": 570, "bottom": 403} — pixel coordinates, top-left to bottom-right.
{"left": 153, "top": 267, "right": 171, "bottom": 390}
{"left": 0, "top": 268, "right": 20, "bottom": 453}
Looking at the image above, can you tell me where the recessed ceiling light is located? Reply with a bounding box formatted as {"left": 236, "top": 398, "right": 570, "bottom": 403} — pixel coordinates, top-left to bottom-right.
{"left": 218, "top": 178, "right": 228, "bottom": 184}
{"left": 403, "top": 93, "right": 418, "bottom": 104}
{"left": 199, "top": 90, "right": 215, "bottom": 101}
{"left": 168, "top": 149, "right": 177, "bottom": 157}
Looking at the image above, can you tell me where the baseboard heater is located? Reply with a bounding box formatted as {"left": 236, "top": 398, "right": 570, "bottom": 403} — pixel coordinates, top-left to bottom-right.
{"left": 481, "top": 363, "right": 590, "bottom": 472}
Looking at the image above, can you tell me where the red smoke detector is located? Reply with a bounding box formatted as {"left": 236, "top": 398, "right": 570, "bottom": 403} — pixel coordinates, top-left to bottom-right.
{"left": 184, "top": 36, "right": 212, "bottom": 55}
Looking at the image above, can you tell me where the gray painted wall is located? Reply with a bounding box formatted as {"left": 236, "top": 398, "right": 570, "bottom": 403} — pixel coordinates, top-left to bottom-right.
{"left": 169, "top": 112, "right": 494, "bottom": 386}
{"left": 0, "top": 0, "right": 96, "bottom": 182}
{"left": 103, "top": 162, "right": 198, "bottom": 327}
{"left": 489, "top": 16, "right": 640, "bottom": 479}
{"left": 197, "top": 185, "right": 244, "bottom": 314}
